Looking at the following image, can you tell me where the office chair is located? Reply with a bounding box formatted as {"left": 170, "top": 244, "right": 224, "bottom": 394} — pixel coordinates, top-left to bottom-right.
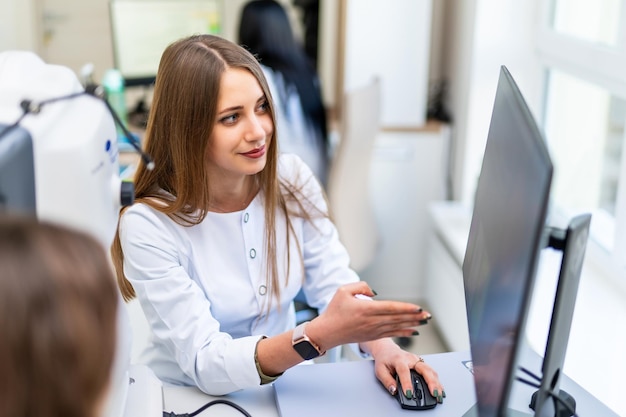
{"left": 327, "top": 78, "right": 382, "bottom": 273}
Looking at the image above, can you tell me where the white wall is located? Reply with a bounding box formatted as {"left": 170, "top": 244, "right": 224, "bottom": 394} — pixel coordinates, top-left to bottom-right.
{"left": 343, "top": 0, "right": 432, "bottom": 128}
{"left": 441, "top": 0, "right": 544, "bottom": 202}
{"left": 0, "top": 0, "right": 37, "bottom": 52}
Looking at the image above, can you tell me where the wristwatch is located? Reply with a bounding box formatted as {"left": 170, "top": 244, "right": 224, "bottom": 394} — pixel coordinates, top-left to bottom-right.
{"left": 292, "top": 321, "right": 326, "bottom": 360}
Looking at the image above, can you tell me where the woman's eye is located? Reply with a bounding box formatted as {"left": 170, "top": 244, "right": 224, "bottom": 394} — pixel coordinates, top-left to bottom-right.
{"left": 220, "top": 114, "right": 238, "bottom": 125}
{"left": 257, "top": 101, "right": 269, "bottom": 113}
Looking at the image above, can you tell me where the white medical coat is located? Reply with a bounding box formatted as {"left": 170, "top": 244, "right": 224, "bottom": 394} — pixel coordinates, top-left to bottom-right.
{"left": 119, "top": 154, "right": 359, "bottom": 395}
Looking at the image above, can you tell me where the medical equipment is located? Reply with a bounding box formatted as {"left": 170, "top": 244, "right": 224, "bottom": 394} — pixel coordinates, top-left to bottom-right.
{"left": 0, "top": 50, "right": 163, "bottom": 417}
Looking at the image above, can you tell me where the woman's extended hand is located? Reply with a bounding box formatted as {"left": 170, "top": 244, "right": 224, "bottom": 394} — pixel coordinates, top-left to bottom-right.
{"left": 305, "top": 281, "right": 431, "bottom": 351}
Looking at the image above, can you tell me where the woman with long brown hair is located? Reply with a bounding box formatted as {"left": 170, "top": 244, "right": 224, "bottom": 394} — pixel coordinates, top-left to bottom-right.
{"left": 112, "top": 34, "right": 445, "bottom": 403}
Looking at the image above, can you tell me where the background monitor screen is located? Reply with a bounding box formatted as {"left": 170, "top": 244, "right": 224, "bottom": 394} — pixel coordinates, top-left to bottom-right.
{"left": 462, "top": 66, "right": 553, "bottom": 417}
{"left": 109, "top": 0, "right": 222, "bottom": 86}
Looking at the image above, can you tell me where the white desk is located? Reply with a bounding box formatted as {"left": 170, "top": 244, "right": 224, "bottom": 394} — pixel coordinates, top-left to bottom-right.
{"left": 160, "top": 349, "right": 617, "bottom": 417}
{"left": 273, "top": 351, "right": 475, "bottom": 416}
{"left": 163, "top": 384, "right": 278, "bottom": 417}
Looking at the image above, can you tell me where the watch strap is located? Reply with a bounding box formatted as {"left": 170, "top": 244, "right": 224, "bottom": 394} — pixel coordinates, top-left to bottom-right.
{"left": 292, "top": 321, "right": 325, "bottom": 360}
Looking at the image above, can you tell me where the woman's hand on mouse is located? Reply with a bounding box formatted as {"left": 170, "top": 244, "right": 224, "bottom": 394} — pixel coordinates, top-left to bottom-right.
{"left": 304, "top": 282, "right": 431, "bottom": 351}
{"left": 365, "top": 339, "right": 446, "bottom": 403}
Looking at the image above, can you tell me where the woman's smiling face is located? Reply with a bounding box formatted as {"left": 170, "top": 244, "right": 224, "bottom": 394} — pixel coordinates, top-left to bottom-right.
{"left": 206, "top": 67, "right": 274, "bottom": 180}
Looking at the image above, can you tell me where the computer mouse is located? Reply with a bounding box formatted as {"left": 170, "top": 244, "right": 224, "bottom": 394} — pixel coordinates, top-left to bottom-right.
{"left": 395, "top": 369, "right": 438, "bottom": 410}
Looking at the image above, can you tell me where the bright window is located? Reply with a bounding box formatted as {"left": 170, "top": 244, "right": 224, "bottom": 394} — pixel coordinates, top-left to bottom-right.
{"left": 537, "top": 0, "right": 626, "bottom": 270}
{"left": 544, "top": 70, "right": 626, "bottom": 215}
{"left": 551, "top": 0, "right": 621, "bottom": 46}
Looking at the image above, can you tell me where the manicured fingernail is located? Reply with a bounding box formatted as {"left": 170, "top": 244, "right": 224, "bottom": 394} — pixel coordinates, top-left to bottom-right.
{"left": 419, "top": 319, "right": 430, "bottom": 325}
{"left": 412, "top": 330, "right": 420, "bottom": 336}
{"left": 388, "top": 385, "right": 397, "bottom": 395}
{"left": 372, "top": 289, "right": 378, "bottom": 296}
{"left": 443, "top": 390, "right": 447, "bottom": 398}
{"left": 434, "top": 389, "right": 439, "bottom": 398}
{"left": 416, "top": 308, "right": 423, "bottom": 313}
{"left": 405, "top": 389, "right": 413, "bottom": 399}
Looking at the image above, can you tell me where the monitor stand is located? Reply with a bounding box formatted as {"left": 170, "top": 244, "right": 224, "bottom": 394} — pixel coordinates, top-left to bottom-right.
{"left": 527, "top": 213, "right": 590, "bottom": 417}
{"left": 529, "top": 389, "right": 576, "bottom": 417}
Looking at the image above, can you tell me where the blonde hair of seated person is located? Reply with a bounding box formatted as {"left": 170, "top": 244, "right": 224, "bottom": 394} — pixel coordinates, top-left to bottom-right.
{"left": 0, "top": 215, "right": 118, "bottom": 417}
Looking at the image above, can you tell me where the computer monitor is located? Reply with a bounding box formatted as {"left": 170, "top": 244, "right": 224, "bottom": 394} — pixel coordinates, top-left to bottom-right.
{"left": 0, "top": 124, "right": 36, "bottom": 216}
{"left": 109, "top": 0, "right": 222, "bottom": 87}
{"left": 462, "top": 65, "right": 553, "bottom": 417}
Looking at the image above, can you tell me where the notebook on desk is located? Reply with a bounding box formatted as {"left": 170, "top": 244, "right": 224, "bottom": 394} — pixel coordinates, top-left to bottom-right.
{"left": 273, "top": 351, "right": 477, "bottom": 417}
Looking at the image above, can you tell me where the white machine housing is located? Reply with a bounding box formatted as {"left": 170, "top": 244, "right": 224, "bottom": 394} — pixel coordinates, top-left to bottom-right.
{"left": 0, "top": 51, "right": 162, "bottom": 417}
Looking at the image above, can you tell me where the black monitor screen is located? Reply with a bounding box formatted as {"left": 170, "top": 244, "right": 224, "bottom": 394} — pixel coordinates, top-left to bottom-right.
{"left": 109, "top": 0, "right": 222, "bottom": 86}
{"left": 462, "top": 66, "right": 553, "bottom": 417}
{"left": 0, "top": 124, "right": 36, "bottom": 216}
